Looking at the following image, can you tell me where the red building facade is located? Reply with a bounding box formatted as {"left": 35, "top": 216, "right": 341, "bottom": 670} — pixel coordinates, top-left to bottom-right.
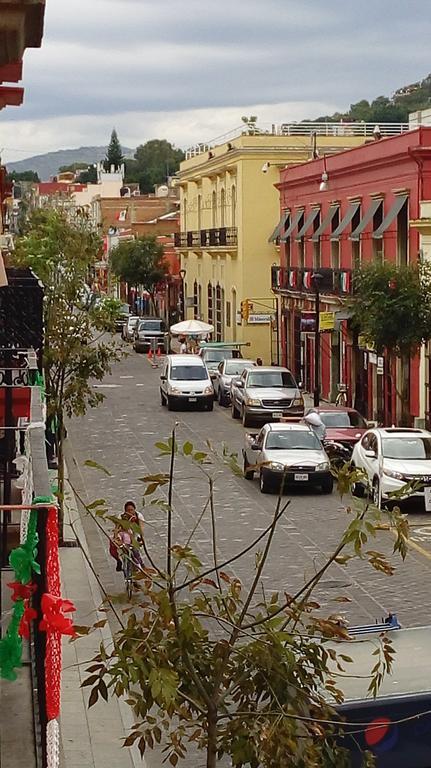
{"left": 272, "top": 127, "right": 431, "bottom": 425}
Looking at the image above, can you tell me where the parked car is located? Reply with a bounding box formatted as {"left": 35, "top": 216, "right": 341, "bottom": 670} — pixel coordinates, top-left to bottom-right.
{"left": 231, "top": 366, "right": 304, "bottom": 427}
{"left": 242, "top": 422, "right": 333, "bottom": 494}
{"left": 351, "top": 427, "right": 431, "bottom": 508}
{"left": 199, "top": 343, "right": 243, "bottom": 386}
{"left": 213, "top": 359, "right": 256, "bottom": 406}
{"left": 134, "top": 317, "right": 167, "bottom": 353}
{"left": 114, "top": 303, "right": 131, "bottom": 332}
{"left": 160, "top": 355, "right": 214, "bottom": 411}
{"left": 122, "top": 316, "right": 139, "bottom": 341}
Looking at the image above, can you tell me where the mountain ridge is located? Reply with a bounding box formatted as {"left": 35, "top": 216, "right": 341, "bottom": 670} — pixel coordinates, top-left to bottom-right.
{"left": 6, "top": 145, "right": 135, "bottom": 181}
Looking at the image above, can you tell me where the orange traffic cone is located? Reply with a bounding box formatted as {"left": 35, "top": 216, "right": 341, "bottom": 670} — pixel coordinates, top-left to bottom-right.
{"left": 147, "top": 349, "right": 152, "bottom": 360}
{"left": 157, "top": 347, "right": 161, "bottom": 358}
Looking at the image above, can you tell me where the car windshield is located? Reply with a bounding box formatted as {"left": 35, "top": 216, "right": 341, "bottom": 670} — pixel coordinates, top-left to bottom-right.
{"left": 247, "top": 371, "right": 296, "bottom": 388}
{"left": 224, "top": 360, "right": 255, "bottom": 375}
{"left": 128, "top": 317, "right": 139, "bottom": 327}
{"left": 120, "top": 304, "right": 130, "bottom": 314}
{"left": 204, "top": 349, "right": 241, "bottom": 362}
{"left": 266, "top": 431, "right": 322, "bottom": 450}
{"left": 138, "top": 320, "right": 166, "bottom": 332}
{"left": 170, "top": 366, "right": 208, "bottom": 381}
{"left": 319, "top": 411, "right": 367, "bottom": 429}
{"left": 382, "top": 437, "right": 431, "bottom": 460}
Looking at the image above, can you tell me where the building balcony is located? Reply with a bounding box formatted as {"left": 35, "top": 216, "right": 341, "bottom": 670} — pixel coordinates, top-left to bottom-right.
{"left": 271, "top": 265, "right": 353, "bottom": 296}
{"left": 174, "top": 227, "right": 238, "bottom": 249}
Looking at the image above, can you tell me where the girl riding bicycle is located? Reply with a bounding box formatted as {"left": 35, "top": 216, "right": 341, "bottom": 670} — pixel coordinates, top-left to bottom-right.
{"left": 110, "top": 500, "right": 144, "bottom": 573}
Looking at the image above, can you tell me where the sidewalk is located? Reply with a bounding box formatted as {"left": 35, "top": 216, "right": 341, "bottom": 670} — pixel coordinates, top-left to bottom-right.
{"left": 60, "top": 476, "right": 144, "bottom": 768}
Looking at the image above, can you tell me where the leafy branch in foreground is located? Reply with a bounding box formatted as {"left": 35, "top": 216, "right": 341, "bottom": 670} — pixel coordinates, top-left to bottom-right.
{"left": 81, "top": 434, "right": 408, "bottom": 768}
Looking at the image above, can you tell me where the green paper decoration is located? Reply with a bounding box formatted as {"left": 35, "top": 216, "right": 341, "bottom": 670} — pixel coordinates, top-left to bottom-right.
{"left": 0, "top": 508, "right": 40, "bottom": 680}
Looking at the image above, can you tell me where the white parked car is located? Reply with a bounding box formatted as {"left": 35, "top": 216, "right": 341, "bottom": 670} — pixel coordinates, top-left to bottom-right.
{"left": 351, "top": 427, "right": 431, "bottom": 508}
{"left": 160, "top": 355, "right": 214, "bottom": 411}
{"left": 242, "top": 422, "right": 333, "bottom": 494}
{"left": 122, "top": 316, "right": 139, "bottom": 341}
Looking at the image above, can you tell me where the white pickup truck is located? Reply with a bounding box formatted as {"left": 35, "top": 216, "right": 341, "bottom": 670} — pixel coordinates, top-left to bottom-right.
{"left": 242, "top": 421, "right": 333, "bottom": 494}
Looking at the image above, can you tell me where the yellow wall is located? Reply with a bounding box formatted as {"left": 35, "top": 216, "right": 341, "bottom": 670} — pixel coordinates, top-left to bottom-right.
{"left": 177, "top": 133, "right": 366, "bottom": 363}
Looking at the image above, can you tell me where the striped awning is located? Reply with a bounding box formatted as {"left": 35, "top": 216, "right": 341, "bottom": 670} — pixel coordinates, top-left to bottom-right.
{"left": 373, "top": 195, "right": 408, "bottom": 238}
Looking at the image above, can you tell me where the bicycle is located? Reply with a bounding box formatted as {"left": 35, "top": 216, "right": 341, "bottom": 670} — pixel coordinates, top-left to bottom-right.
{"left": 121, "top": 551, "right": 134, "bottom": 600}
{"left": 335, "top": 383, "right": 348, "bottom": 407}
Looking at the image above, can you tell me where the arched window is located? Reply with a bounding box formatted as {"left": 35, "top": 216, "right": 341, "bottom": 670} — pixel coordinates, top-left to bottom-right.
{"left": 215, "top": 284, "right": 223, "bottom": 341}
{"left": 207, "top": 282, "right": 213, "bottom": 325}
{"left": 212, "top": 190, "right": 217, "bottom": 228}
{"left": 197, "top": 194, "right": 202, "bottom": 230}
{"left": 231, "top": 185, "right": 236, "bottom": 227}
{"left": 193, "top": 280, "right": 198, "bottom": 319}
{"left": 220, "top": 188, "right": 225, "bottom": 228}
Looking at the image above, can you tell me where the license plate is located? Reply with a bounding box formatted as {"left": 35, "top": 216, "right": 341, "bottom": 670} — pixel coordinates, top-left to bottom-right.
{"left": 425, "top": 486, "right": 431, "bottom": 512}
{"left": 189, "top": 397, "right": 197, "bottom": 403}
{"left": 294, "top": 473, "right": 309, "bottom": 481}
{"left": 272, "top": 411, "right": 283, "bottom": 418}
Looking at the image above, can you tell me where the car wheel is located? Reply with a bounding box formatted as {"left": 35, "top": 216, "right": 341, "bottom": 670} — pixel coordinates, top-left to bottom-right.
{"left": 243, "top": 456, "right": 254, "bottom": 480}
{"left": 351, "top": 465, "right": 366, "bottom": 498}
{"left": 231, "top": 400, "right": 240, "bottom": 419}
{"left": 321, "top": 477, "right": 334, "bottom": 494}
{"left": 218, "top": 389, "right": 226, "bottom": 407}
{"left": 372, "top": 478, "right": 381, "bottom": 509}
{"left": 160, "top": 389, "right": 165, "bottom": 406}
{"left": 205, "top": 401, "right": 214, "bottom": 412}
{"left": 259, "top": 469, "right": 273, "bottom": 494}
{"left": 167, "top": 396, "right": 175, "bottom": 411}
{"left": 242, "top": 408, "right": 253, "bottom": 428}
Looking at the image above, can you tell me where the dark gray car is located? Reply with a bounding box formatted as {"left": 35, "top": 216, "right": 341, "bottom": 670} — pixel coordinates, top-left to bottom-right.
{"left": 134, "top": 317, "right": 167, "bottom": 353}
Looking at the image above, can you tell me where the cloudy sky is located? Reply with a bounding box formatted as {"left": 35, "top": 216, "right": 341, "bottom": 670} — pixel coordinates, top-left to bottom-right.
{"left": 1, "top": 0, "right": 431, "bottom": 162}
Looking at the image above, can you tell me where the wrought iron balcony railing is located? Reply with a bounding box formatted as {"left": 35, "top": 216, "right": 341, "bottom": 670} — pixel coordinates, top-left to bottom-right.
{"left": 175, "top": 227, "right": 238, "bottom": 249}
{"left": 271, "top": 265, "right": 353, "bottom": 296}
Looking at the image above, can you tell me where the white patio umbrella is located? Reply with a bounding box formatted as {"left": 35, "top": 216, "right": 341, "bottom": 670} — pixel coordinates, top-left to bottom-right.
{"left": 170, "top": 319, "right": 214, "bottom": 336}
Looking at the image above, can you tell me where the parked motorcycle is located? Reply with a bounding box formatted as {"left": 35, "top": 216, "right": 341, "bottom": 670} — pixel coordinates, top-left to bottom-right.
{"left": 322, "top": 440, "right": 353, "bottom": 469}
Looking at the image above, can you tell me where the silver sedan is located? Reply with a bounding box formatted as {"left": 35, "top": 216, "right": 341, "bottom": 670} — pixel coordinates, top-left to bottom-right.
{"left": 213, "top": 359, "right": 256, "bottom": 406}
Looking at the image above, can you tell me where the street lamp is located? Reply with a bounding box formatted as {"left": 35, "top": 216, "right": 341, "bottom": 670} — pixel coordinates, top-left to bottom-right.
{"left": 312, "top": 272, "right": 324, "bottom": 407}
{"left": 179, "top": 268, "right": 186, "bottom": 321}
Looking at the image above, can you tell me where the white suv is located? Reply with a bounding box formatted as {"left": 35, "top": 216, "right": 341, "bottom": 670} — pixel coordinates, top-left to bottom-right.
{"left": 351, "top": 427, "right": 431, "bottom": 508}
{"left": 160, "top": 355, "right": 214, "bottom": 411}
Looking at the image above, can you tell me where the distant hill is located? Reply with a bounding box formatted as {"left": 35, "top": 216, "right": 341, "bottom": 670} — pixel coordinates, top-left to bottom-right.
{"left": 6, "top": 145, "right": 135, "bottom": 181}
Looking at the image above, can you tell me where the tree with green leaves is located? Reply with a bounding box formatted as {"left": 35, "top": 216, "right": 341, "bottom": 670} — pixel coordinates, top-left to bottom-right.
{"left": 80, "top": 434, "right": 409, "bottom": 768}
{"left": 125, "top": 139, "right": 184, "bottom": 193}
{"left": 351, "top": 260, "right": 431, "bottom": 423}
{"left": 6, "top": 170, "right": 40, "bottom": 183}
{"left": 105, "top": 128, "right": 124, "bottom": 171}
{"left": 12, "top": 209, "right": 122, "bottom": 526}
{"left": 110, "top": 235, "right": 169, "bottom": 312}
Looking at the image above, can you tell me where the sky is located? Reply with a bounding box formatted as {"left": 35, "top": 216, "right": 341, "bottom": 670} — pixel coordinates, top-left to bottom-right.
{"left": 1, "top": 0, "right": 431, "bottom": 163}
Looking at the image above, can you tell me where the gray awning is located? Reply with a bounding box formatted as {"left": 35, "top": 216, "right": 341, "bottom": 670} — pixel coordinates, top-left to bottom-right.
{"left": 311, "top": 204, "right": 339, "bottom": 241}
{"left": 268, "top": 209, "right": 290, "bottom": 243}
{"left": 331, "top": 201, "right": 360, "bottom": 240}
{"left": 280, "top": 209, "right": 304, "bottom": 241}
{"left": 350, "top": 198, "right": 382, "bottom": 241}
{"left": 295, "top": 208, "right": 320, "bottom": 240}
{"left": 373, "top": 195, "right": 408, "bottom": 238}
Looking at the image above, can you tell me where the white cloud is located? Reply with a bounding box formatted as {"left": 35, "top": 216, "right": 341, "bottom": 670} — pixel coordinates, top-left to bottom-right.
{"left": 1, "top": 0, "right": 431, "bottom": 162}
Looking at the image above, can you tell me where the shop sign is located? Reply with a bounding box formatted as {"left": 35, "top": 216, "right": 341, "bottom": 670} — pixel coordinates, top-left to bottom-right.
{"left": 300, "top": 311, "right": 316, "bottom": 332}
{"left": 248, "top": 313, "right": 273, "bottom": 324}
{"left": 369, "top": 352, "right": 377, "bottom": 365}
{"left": 319, "top": 312, "right": 335, "bottom": 332}
{"left": 377, "top": 356, "right": 384, "bottom": 375}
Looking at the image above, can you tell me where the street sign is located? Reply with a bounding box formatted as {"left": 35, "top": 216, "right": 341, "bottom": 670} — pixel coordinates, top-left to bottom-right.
{"left": 319, "top": 311, "right": 335, "bottom": 332}
{"left": 377, "top": 356, "right": 384, "bottom": 375}
{"left": 248, "top": 313, "right": 273, "bottom": 324}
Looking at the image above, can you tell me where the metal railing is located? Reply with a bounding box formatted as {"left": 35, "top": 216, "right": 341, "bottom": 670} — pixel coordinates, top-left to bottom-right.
{"left": 271, "top": 265, "right": 353, "bottom": 296}
{"left": 174, "top": 227, "right": 238, "bottom": 249}
{"left": 185, "top": 121, "right": 409, "bottom": 157}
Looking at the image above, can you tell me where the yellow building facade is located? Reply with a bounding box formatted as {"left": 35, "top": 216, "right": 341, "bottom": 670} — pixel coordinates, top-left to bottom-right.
{"left": 176, "top": 130, "right": 367, "bottom": 363}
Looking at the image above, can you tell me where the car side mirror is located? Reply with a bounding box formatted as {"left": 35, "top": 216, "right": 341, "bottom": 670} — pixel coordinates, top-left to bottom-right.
{"left": 364, "top": 450, "right": 376, "bottom": 459}
{"left": 236, "top": 380, "right": 244, "bottom": 388}
{"left": 160, "top": 375, "right": 166, "bottom": 381}
{"left": 367, "top": 420, "right": 377, "bottom": 428}
{"left": 251, "top": 443, "right": 260, "bottom": 451}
